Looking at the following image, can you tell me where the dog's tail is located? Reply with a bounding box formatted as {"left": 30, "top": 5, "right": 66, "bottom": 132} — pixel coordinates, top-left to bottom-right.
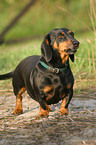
{"left": 0, "top": 71, "right": 14, "bottom": 80}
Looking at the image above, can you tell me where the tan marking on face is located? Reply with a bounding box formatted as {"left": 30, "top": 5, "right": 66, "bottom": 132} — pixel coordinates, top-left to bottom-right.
{"left": 58, "top": 35, "right": 63, "bottom": 38}
{"left": 54, "top": 40, "right": 73, "bottom": 63}
{"left": 43, "top": 85, "right": 54, "bottom": 93}
{"left": 59, "top": 51, "right": 69, "bottom": 63}
{"left": 58, "top": 40, "right": 73, "bottom": 63}
{"left": 61, "top": 32, "right": 65, "bottom": 35}
{"left": 54, "top": 41, "right": 58, "bottom": 49}
{"left": 54, "top": 41, "right": 69, "bottom": 63}
{"left": 58, "top": 32, "right": 65, "bottom": 38}
{"left": 46, "top": 39, "right": 49, "bottom": 45}
{"left": 69, "top": 30, "right": 72, "bottom": 33}
{"left": 59, "top": 42, "right": 68, "bottom": 51}
{"left": 59, "top": 40, "right": 73, "bottom": 51}
{"left": 54, "top": 40, "right": 72, "bottom": 51}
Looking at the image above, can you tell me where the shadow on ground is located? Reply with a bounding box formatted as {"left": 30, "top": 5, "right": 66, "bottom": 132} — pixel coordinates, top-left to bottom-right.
{"left": 0, "top": 88, "right": 96, "bottom": 145}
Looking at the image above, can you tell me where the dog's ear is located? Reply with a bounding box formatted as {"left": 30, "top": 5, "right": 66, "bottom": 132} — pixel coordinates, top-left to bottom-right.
{"left": 41, "top": 34, "right": 52, "bottom": 62}
{"left": 69, "top": 54, "right": 74, "bottom": 62}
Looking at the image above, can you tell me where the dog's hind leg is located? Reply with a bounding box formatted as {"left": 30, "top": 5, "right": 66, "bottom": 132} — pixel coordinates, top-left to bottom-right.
{"left": 13, "top": 87, "right": 26, "bottom": 115}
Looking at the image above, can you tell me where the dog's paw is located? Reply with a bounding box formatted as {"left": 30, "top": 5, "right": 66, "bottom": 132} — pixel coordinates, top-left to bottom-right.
{"left": 47, "top": 106, "right": 52, "bottom": 112}
{"left": 13, "top": 108, "right": 23, "bottom": 115}
{"left": 36, "top": 110, "right": 49, "bottom": 119}
{"left": 59, "top": 108, "right": 68, "bottom": 116}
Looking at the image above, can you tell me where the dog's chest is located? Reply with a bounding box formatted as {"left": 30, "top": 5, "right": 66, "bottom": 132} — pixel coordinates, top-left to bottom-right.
{"left": 33, "top": 68, "right": 73, "bottom": 104}
{"left": 40, "top": 73, "right": 73, "bottom": 104}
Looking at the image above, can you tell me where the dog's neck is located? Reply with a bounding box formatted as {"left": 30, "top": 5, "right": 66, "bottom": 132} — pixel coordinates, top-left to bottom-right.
{"left": 40, "top": 54, "right": 69, "bottom": 69}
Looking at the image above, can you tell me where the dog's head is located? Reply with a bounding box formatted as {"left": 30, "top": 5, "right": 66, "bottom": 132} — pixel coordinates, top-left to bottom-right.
{"left": 41, "top": 28, "right": 79, "bottom": 63}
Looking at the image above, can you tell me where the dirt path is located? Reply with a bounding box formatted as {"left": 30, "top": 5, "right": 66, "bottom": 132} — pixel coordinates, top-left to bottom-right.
{"left": 0, "top": 89, "right": 96, "bottom": 145}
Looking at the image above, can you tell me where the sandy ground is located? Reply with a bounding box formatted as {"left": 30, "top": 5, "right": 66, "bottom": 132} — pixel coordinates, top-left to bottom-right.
{"left": 0, "top": 89, "right": 96, "bottom": 145}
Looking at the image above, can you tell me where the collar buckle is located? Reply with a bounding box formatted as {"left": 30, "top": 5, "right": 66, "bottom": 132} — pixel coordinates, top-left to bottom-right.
{"left": 53, "top": 68, "right": 59, "bottom": 73}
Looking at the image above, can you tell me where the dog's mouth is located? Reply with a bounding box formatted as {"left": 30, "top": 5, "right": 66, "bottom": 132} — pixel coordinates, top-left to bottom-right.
{"left": 64, "top": 48, "right": 77, "bottom": 55}
{"left": 58, "top": 41, "right": 79, "bottom": 55}
{"left": 65, "top": 41, "right": 79, "bottom": 55}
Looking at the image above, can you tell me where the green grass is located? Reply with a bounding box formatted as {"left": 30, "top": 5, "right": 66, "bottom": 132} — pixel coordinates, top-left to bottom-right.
{"left": 0, "top": 39, "right": 41, "bottom": 88}
{"left": 0, "top": 40, "right": 41, "bottom": 73}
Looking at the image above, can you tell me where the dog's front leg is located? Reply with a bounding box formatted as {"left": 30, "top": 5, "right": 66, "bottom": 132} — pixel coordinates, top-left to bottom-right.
{"left": 60, "top": 89, "right": 73, "bottom": 115}
{"left": 36, "top": 98, "right": 52, "bottom": 119}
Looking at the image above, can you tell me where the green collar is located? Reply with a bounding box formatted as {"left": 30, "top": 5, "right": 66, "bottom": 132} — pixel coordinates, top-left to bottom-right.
{"left": 40, "top": 61, "right": 67, "bottom": 73}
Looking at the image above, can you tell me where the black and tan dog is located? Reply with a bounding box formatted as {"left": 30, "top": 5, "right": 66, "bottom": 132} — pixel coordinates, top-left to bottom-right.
{"left": 0, "top": 28, "right": 79, "bottom": 118}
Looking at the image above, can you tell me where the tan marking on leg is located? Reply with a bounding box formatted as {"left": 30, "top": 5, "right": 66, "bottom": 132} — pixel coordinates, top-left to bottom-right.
{"left": 36, "top": 104, "right": 52, "bottom": 119}
{"left": 13, "top": 87, "right": 26, "bottom": 115}
{"left": 46, "top": 104, "right": 52, "bottom": 112}
{"left": 60, "top": 98, "right": 68, "bottom": 115}
{"left": 18, "top": 87, "right": 26, "bottom": 96}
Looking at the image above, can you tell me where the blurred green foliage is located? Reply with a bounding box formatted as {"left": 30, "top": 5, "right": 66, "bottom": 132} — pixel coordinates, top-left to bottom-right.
{"left": 0, "top": 0, "right": 95, "bottom": 40}
{"left": 0, "top": 0, "right": 96, "bottom": 88}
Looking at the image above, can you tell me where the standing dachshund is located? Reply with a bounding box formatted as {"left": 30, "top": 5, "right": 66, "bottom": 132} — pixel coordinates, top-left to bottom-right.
{"left": 0, "top": 28, "right": 79, "bottom": 118}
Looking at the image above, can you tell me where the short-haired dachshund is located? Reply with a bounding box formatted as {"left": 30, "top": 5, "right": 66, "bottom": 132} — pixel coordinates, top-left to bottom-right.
{"left": 0, "top": 28, "right": 79, "bottom": 118}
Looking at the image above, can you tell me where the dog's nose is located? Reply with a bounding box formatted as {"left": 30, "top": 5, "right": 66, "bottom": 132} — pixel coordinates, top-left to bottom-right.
{"left": 73, "top": 41, "right": 79, "bottom": 48}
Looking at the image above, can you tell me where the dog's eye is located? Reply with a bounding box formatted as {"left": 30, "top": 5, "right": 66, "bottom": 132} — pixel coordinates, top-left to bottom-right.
{"left": 69, "top": 31, "right": 74, "bottom": 37}
{"left": 71, "top": 32, "right": 74, "bottom": 37}
{"left": 58, "top": 35, "right": 63, "bottom": 38}
{"left": 58, "top": 34, "right": 66, "bottom": 39}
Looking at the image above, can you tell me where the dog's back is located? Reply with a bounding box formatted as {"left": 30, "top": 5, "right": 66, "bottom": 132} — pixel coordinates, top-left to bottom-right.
{"left": 14, "top": 55, "right": 40, "bottom": 80}
{"left": 12, "top": 55, "right": 40, "bottom": 96}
